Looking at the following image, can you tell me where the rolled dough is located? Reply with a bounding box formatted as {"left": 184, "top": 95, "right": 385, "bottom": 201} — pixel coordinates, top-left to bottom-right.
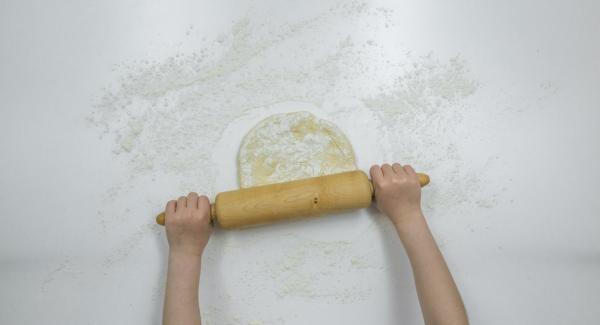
{"left": 238, "top": 111, "right": 356, "bottom": 188}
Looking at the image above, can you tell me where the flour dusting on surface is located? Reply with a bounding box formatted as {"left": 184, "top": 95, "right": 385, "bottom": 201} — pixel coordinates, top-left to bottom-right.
{"left": 363, "top": 54, "right": 481, "bottom": 211}
{"left": 265, "top": 236, "right": 381, "bottom": 302}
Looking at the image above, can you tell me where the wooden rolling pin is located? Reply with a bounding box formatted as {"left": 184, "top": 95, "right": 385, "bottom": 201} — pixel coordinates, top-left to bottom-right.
{"left": 156, "top": 170, "right": 429, "bottom": 229}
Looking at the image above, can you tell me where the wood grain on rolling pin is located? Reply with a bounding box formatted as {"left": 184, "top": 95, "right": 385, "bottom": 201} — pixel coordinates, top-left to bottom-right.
{"left": 216, "top": 170, "right": 373, "bottom": 229}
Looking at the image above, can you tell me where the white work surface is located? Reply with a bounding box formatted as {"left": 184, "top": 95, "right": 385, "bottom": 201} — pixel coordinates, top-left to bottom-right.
{"left": 1, "top": 1, "right": 599, "bottom": 324}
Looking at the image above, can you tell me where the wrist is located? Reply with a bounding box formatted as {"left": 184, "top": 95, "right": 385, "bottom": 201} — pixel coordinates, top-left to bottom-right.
{"left": 169, "top": 247, "right": 204, "bottom": 262}
{"left": 166, "top": 249, "right": 202, "bottom": 300}
{"left": 391, "top": 210, "right": 425, "bottom": 233}
{"left": 167, "top": 249, "right": 203, "bottom": 283}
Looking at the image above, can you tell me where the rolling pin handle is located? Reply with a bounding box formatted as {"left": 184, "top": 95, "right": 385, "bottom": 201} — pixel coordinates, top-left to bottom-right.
{"left": 156, "top": 212, "right": 166, "bottom": 225}
{"left": 418, "top": 173, "right": 430, "bottom": 187}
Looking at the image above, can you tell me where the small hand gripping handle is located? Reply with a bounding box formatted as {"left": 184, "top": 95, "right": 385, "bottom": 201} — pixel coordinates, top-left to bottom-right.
{"left": 156, "top": 204, "right": 216, "bottom": 226}
{"left": 368, "top": 172, "right": 429, "bottom": 193}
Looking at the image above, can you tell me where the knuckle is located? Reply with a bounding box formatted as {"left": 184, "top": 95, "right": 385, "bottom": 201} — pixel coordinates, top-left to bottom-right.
{"left": 378, "top": 180, "right": 390, "bottom": 188}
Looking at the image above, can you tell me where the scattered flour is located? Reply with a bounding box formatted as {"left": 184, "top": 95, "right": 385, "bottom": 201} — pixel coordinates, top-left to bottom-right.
{"left": 41, "top": 257, "right": 77, "bottom": 293}
{"left": 263, "top": 235, "right": 378, "bottom": 303}
{"left": 363, "top": 54, "right": 482, "bottom": 211}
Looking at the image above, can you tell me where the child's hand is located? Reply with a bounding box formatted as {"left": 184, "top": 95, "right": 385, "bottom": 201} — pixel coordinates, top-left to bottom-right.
{"left": 165, "top": 192, "right": 213, "bottom": 257}
{"left": 370, "top": 163, "right": 423, "bottom": 226}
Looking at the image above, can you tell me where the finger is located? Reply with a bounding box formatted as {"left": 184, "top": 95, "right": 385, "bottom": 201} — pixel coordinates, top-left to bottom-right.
{"left": 392, "top": 163, "right": 404, "bottom": 173}
{"left": 381, "top": 164, "right": 393, "bottom": 177}
{"left": 166, "top": 200, "right": 176, "bottom": 215}
{"left": 198, "top": 195, "right": 210, "bottom": 209}
{"left": 198, "top": 195, "right": 212, "bottom": 222}
{"left": 198, "top": 195, "right": 214, "bottom": 226}
{"left": 369, "top": 165, "right": 384, "bottom": 183}
{"left": 403, "top": 165, "right": 418, "bottom": 180}
{"left": 177, "top": 196, "right": 187, "bottom": 210}
{"left": 187, "top": 192, "right": 199, "bottom": 209}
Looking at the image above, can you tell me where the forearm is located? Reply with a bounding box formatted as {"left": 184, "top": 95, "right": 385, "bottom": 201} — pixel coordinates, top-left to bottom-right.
{"left": 163, "top": 251, "right": 202, "bottom": 325}
{"left": 394, "top": 213, "right": 468, "bottom": 325}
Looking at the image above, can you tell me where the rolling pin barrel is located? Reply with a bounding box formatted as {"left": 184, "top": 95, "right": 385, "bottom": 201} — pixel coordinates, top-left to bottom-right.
{"left": 155, "top": 170, "right": 430, "bottom": 229}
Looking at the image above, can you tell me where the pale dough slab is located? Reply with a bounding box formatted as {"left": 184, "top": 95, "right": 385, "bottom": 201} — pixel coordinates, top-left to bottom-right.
{"left": 238, "top": 111, "right": 356, "bottom": 188}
